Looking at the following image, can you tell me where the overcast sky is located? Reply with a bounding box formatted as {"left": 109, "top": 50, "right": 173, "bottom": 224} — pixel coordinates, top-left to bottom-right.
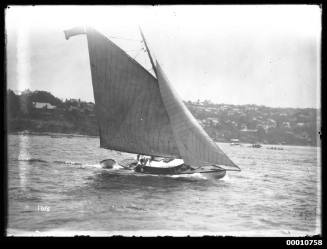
{"left": 6, "top": 5, "right": 321, "bottom": 108}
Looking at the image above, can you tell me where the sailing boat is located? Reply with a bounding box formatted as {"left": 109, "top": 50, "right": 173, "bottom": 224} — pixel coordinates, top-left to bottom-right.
{"left": 64, "top": 26, "right": 241, "bottom": 179}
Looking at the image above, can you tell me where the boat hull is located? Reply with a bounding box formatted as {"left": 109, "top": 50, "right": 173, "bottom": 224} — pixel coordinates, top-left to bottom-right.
{"left": 99, "top": 158, "right": 227, "bottom": 179}
{"left": 134, "top": 163, "right": 190, "bottom": 174}
{"left": 200, "top": 170, "right": 226, "bottom": 180}
{"left": 133, "top": 163, "right": 226, "bottom": 179}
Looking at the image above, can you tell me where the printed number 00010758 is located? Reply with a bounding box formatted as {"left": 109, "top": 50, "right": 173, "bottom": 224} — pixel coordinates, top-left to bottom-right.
{"left": 286, "top": 240, "right": 322, "bottom": 246}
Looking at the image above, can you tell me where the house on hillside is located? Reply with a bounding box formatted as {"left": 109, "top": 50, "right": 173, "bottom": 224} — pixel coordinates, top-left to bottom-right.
{"left": 207, "top": 117, "right": 219, "bottom": 125}
{"left": 240, "top": 128, "right": 258, "bottom": 133}
{"left": 32, "top": 102, "right": 56, "bottom": 110}
{"left": 296, "top": 122, "right": 305, "bottom": 127}
{"left": 282, "top": 121, "right": 291, "bottom": 128}
{"left": 265, "top": 119, "right": 277, "bottom": 129}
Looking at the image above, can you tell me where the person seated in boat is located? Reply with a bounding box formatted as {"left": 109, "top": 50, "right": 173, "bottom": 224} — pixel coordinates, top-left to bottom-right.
{"left": 139, "top": 155, "right": 148, "bottom": 166}
{"left": 137, "top": 155, "right": 153, "bottom": 166}
{"left": 137, "top": 154, "right": 143, "bottom": 162}
{"left": 144, "top": 156, "right": 151, "bottom": 166}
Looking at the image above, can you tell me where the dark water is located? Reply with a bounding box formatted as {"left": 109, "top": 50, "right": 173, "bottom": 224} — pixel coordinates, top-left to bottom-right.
{"left": 7, "top": 134, "right": 321, "bottom": 236}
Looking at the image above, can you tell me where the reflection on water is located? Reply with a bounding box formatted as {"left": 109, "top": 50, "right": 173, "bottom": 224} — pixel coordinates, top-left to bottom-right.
{"left": 7, "top": 134, "right": 321, "bottom": 236}
{"left": 17, "top": 135, "right": 31, "bottom": 190}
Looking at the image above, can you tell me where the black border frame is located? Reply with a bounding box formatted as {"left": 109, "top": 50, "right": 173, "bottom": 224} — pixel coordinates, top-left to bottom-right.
{"left": 1, "top": 1, "right": 325, "bottom": 248}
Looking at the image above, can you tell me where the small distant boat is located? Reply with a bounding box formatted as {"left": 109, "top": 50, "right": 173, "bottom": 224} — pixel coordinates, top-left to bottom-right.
{"left": 64, "top": 26, "right": 241, "bottom": 178}
{"left": 250, "top": 144, "right": 262, "bottom": 148}
{"left": 50, "top": 135, "right": 62, "bottom": 138}
{"left": 267, "top": 146, "right": 283, "bottom": 150}
{"left": 230, "top": 139, "right": 241, "bottom": 146}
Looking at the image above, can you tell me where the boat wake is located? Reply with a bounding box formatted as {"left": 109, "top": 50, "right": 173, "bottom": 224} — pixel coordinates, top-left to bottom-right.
{"left": 53, "top": 160, "right": 82, "bottom": 166}
{"left": 17, "top": 157, "right": 47, "bottom": 163}
{"left": 17, "top": 157, "right": 103, "bottom": 169}
{"left": 168, "top": 173, "right": 208, "bottom": 180}
{"left": 220, "top": 173, "right": 231, "bottom": 182}
{"left": 15, "top": 156, "right": 227, "bottom": 180}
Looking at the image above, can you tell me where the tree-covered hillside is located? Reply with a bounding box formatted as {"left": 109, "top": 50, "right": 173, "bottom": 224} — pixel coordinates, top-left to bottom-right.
{"left": 6, "top": 89, "right": 320, "bottom": 146}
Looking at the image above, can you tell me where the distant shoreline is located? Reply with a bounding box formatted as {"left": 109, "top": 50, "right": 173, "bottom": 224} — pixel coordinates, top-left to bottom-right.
{"left": 8, "top": 131, "right": 98, "bottom": 139}
{"left": 7, "top": 131, "right": 319, "bottom": 148}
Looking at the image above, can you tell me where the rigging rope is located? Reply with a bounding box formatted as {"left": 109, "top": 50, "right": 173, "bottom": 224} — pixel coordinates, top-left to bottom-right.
{"left": 133, "top": 48, "right": 142, "bottom": 60}
{"left": 130, "top": 42, "right": 147, "bottom": 60}
{"left": 106, "top": 34, "right": 152, "bottom": 73}
{"left": 130, "top": 43, "right": 152, "bottom": 74}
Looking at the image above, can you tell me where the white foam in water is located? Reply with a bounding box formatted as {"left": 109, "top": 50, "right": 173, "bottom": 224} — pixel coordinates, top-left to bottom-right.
{"left": 221, "top": 172, "right": 230, "bottom": 182}
{"left": 112, "top": 164, "right": 123, "bottom": 170}
{"left": 85, "top": 163, "right": 123, "bottom": 170}
{"left": 62, "top": 160, "right": 80, "bottom": 165}
{"left": 218, "top": 173, "right": 242, "bottom": 184}
{"left": 82, "top": 163, "right": 102, "bottom": 169}
{"left": 169, "top": 173, "right": 207, "bottom": 180}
